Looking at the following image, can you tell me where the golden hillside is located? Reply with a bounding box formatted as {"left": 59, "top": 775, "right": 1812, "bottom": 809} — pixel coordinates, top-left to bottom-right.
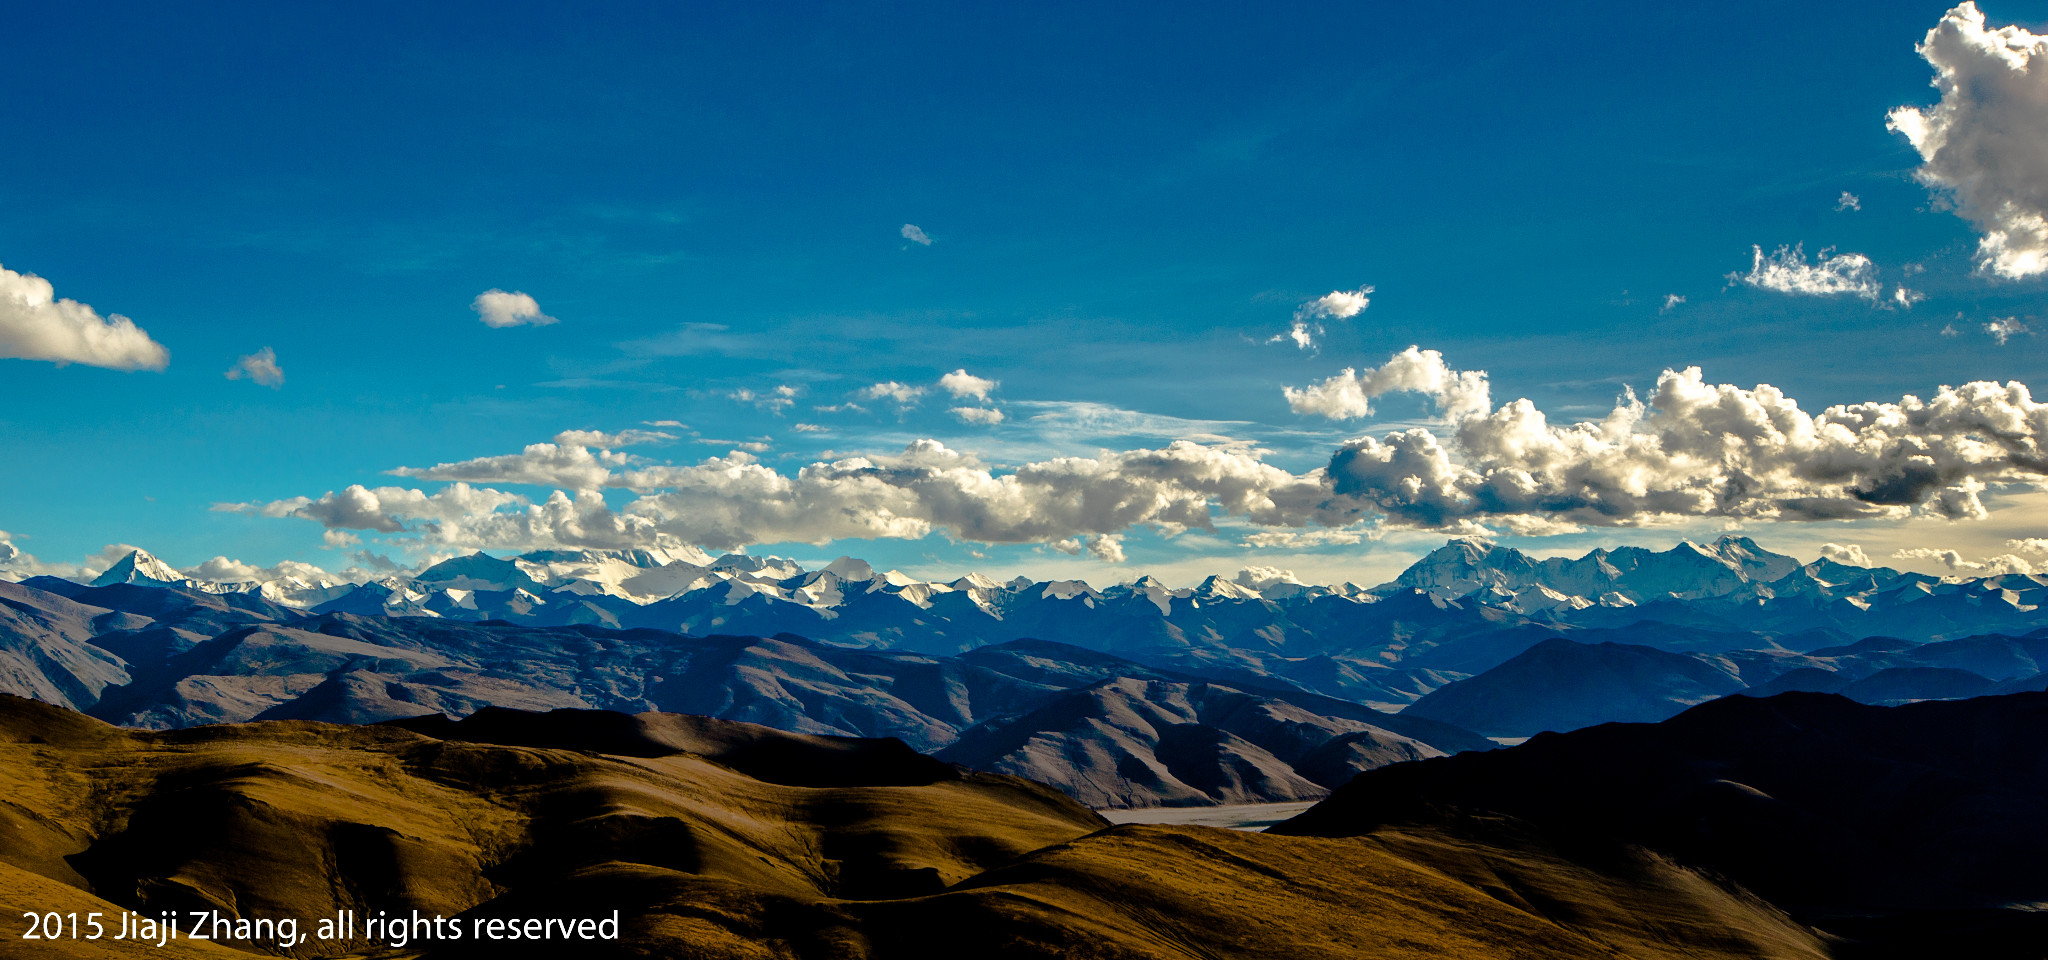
{"left": 0, "top": 695, "right": 1828, "bottom": 959}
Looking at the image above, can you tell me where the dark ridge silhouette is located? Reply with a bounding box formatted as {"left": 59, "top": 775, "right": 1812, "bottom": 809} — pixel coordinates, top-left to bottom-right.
{"left": 1275, "top": 691, "right": 2048, "bottom": 957}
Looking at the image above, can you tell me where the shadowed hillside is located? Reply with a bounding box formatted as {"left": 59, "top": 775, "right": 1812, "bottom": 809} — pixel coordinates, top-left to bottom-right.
{"left": 1276, "top": 691, "right": 2048, "bottom": 957}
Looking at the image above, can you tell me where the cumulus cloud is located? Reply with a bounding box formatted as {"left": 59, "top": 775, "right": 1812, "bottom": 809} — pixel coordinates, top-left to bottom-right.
{"left": 1050, "top": 534, "right": 1126, "bottom": 563}
{"left": 1819, "top": 542, "right": 1873, "bottom": 567}
{"left": 1889, "top": 3, "right": 2048, "bottom": 278}
{"left": 1986, "top": 318, "right": 2031, "bottom": 344}
{"left": 1736, "top": 244, "right": 1882, "bottom": 301}
{"left": 1271, "top": 322, "right": 1318, "bottom": 350}
{"left": 1272, "top": 286, "right": 1373, "bottom": 350}
{"left": 1233, "top": 566, "right": 1304, "bottom": 590}
{"left": 472, "top": 289, "right": 558, "bottom": 328}
{"left": 859, "top": 381, "right": 927, "bottom": 404}
{"left": 1892, "top": 546, "right": 2035, "bottom": 574}
{"left": 1300, "top": 287, "right": 1373, "bottom": 320}
{"left": 1836, "top": 191, "right": 1862, "bottom": 212}
{"left": 0, "top": 531, "right": 59, "bottom": 580}
{"left": 732, "top": 385, "right": 798, "bottom": 414}
{"left": 901, "top": 224, "right": 933, "bottom": 246}
{"left": 951, "top": 406, "right": 1005, "bottom": 425}
{"left": 603, "top": 439, "right": 1344, "bottom": 552}
{"left": 552, "top": 428, "right": 674, "bottom": 448}
{"left": 218, "top": 482, "right": 669, "bottom": 554}
{"left": 389, "top": 441, "right": 631, "bottom": 492}
{"left": 1321, "top": 366, "right": 2048, "bottom": 530}
{"left": 0, "top": 263, "right": 170, "bottom": 371}
{"left": 938, "top": 369, "right": 998, "bottom": 400}
{"left": 1661, "top": 294, "right": 1686, "bottom": 314}
{"left": 231, "top": 352, "right": 2048, "bottom": 556}
{"left": 1283, "top": 346, "right": 1492, "bottom": 421}
{"left": 216, "top": 483, "right": 527, "bottom": 534}
{"left": 181, "top": 556, "right": 335, "bottom": 583}
{"left": 1893, "top": 287, "right": 1927, "bottom": 309}
{"left": 224, "top": 347, "right": 284, "bottom": 388}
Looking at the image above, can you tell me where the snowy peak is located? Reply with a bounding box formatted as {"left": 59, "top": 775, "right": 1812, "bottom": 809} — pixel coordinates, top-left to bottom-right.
{"left": 413, "top": 552, "right": 540, "bottom": 592}
{"left": 1391, "top": 535, "right": 1815, "bottom": 607}
{"left": 91, "top": 549, "right": 184, "bottom": 587}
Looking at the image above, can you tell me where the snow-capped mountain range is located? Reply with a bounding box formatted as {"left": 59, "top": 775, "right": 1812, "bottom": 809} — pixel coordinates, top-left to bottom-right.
{"left": 45, "top": 535, "right": 2048, "bottom": 656}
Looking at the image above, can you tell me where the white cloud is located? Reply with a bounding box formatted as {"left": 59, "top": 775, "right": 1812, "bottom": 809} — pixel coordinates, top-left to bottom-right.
{"left": 232, "top": 353, "right": 2048, "bottom": 555}
{"left": 1891, "top": 545, "right": 2035, "bottom": 575}
{"left": 1660, "top": 294, "right": 1686, "bottom": 313}
{"left": 793, "top": 423, "right": 827, "bottom": 433}
{"left": 1819, "top": 542, "right": 1872, "bottom": 566}
{"left": 696, "top": 438, "right": 774, "bottom": 453}
{"left": 1273, "top": 286, "right": 1373, "bottom": 350}
{"left": 224, "top": 347, "right": 284, "bottom": 388}
{"left": 1299, "top": 287, "right": 1373, "bottom": 320}
{"left": 732, "top": 385, "right": 798, "bottom": 414}
{"left": 322, "top": 530, "right": 361, "bottom": 548}
{"left": 1942, "top": 322, "right": 1962, "bottom": 337}
{"left": 951, "top": 406, "right": 1005, "bottom": 425}
{"left": 0, "top": 263, "right": 169, "bottom": 371}
{"left": 1889, "top": 3, "right": 2048, "bottom": 278}
{"left": 472, "top": 289, "right": 558, "bottom": 328}
{"left": 902, "top": 224, "right": 933, "bottom": 246}
{"left": 219, "top": 482, "right": 673, "bottom": 555}
{"left": 1324, "top": 364, "right": 2048, "bottom": 530}
{"left": 1736, "top": 244, "right": 1882, "bottom": 301}
{"left": 552, "top": 428, "right": 674, "bottom": 448}
{"left": 389, "top": 441, "right": 630, "bottom": 492}
{"left": 1893, "top": 287, "right": 1927, "bottom": 309}
{"left": 1270, "top": 321, "right": 1319, "bottom": 350}
{"left": 1836, "top": 191, "right": 1862, "bottom": 212}
{"left": 608, "top": 439, "right": 1343, "bottom": 551}
{"left": 182, "top": 556, "right": 336, "bottom": 583}
{"left": 1240, "top": 527, "right": 1375, "bottom": 549}
{"left": 1233, "top": 566, "right": 1304, "bottom": 590}
{"left": 938, "top": 368, "right": 998, "bottom": 400}
{"left": 643, "top": 419, "right": 688, "bottom": 428}
{"left": 1050, "top": 534, "right": 1125, "bottom": 562}
{"left": 2008, "top": 537, "right": 2048, "bottom": 554}
{"left": 217, "top": 483, "right": 528, "bottom": 534}
{"left": 858, "top": 381, "right": 927, "bottom": 404}
{"left": 1986, "top": 317, "right": 2031, "bottom": 344}
{"left": 1283, "top": 346, "right": 1492, "bottom": 421}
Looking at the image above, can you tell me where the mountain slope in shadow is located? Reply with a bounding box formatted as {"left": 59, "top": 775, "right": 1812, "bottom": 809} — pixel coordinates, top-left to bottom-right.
{"left": 1275, "top": 690, "right": 2048, "bottom": 957}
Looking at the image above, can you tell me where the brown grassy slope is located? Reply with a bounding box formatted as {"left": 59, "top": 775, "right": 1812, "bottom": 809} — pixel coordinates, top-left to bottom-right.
{"left": 441, "top": 821, "right": 1829, "bottom": 960}
{"left": 0, "top": 695, "right": 1100, "bottom": 958}
{"left": 0, "top": 695, "right": 1829, "bottom": 960}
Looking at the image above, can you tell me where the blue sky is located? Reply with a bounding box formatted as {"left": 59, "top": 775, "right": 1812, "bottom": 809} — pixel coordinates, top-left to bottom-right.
{"left": 7, "top": 0, "right": 2048, "bottom": 585}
